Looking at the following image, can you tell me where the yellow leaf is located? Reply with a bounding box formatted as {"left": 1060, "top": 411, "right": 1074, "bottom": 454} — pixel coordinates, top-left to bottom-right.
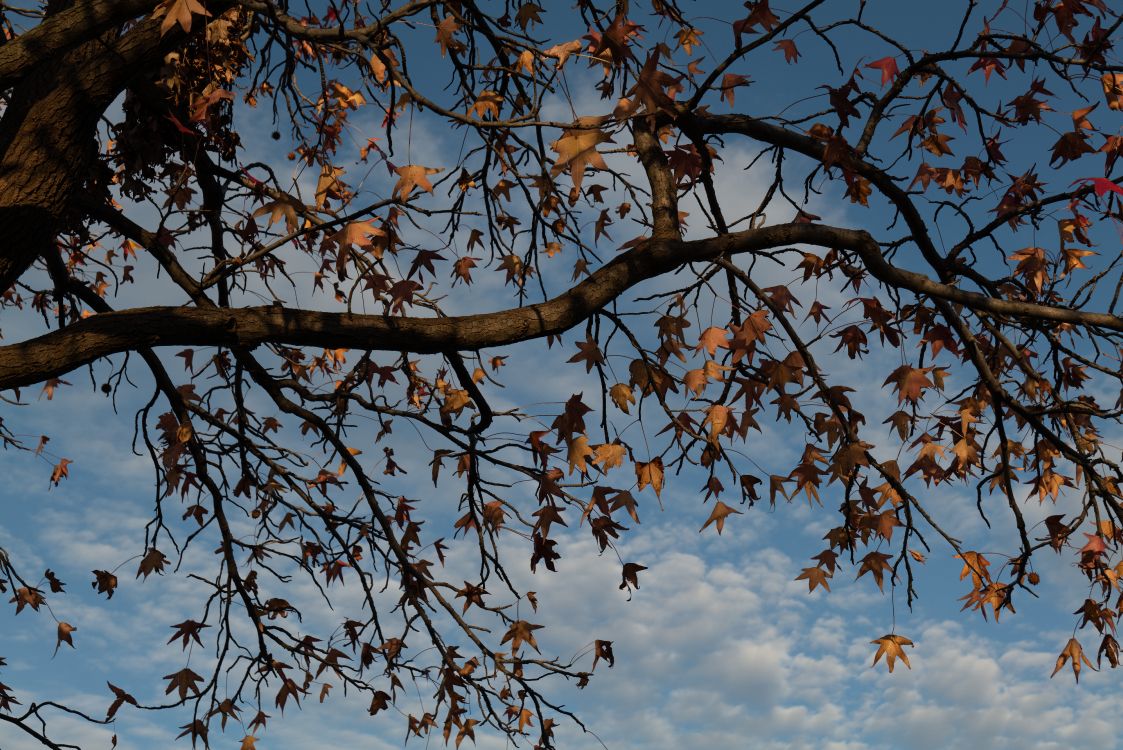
{"left": 635, "top": 458, "right": 664, "bottom": 496}
{"left": 567, "top": 435, "right": 595, "bottom": 475}
{"left": 393, "top": 165, "right": 442, "bottom": 201}
{"left": 870, "top": 634, "right": 914, "bottom": 672}
{"left": 609, "top": 383, "right": 635, "bottom": 413}
{"left": 592, "top": 443, "right": 627, "bottom": 471}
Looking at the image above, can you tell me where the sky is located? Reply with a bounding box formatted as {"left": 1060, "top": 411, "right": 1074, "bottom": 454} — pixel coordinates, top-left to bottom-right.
{"left": 3, "top": 1, "right": 1123, "bottom": 749}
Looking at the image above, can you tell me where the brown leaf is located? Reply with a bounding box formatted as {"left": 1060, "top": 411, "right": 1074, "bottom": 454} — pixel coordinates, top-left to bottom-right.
{"left": 870, "top": 634, "right": 914, "bottom": 672}
{"left": 699, "top": 501, "right": 742, "bottom": 534}
{"left": 55, "top": 622, "right": 76, "bottom": 655}
{"left": 500, "top": 620, "right": 543, "bottom": 654}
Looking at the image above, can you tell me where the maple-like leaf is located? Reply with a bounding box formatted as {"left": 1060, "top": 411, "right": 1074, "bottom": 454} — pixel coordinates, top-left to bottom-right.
{"left": 54, "top": 622, "right": 76, "bottom": 655}
{"left": 501, "top": 620, "right": 542, "bottom": 654}
{"left": 154, "top": 0, "right": 210, "bottom": 36}
{"left": 106, "top": 683, "right": 137, "bottom": 720}
{"left": 592, "top": 442, "right": 627, "bottom": 471}
{"left": 619, "top": 563, "right": 646, "bottom": 591}
{"left": 163, "top": 668, "right": 204, "bottom": 701}
{"left": 1052, "top": 637, "right": 1095, "bottom": 682}
{"left": 550, "top": 119, "right": 612, "bottom": 198}
{"left": 566, "top": 435, "right": 595, "bottom": 475}
{"left": 773, "top": 39, "right": 800, "bottom": 63}
{"left": 609, "top": 383, "right": 635, "bottom": 413}
{"left": 1072, "top": 176, "right": 1123, "bottom": 197}
{"left": 865, "top": 56, "right": 899, "bottom": 86}
{"left": 469, "top": 90, "right": 503, "bottom": 120}
{"left": 795, "top": 567, "right": 831, "bottom": 593}
{"left": 870, "top": 634, "right": 914, "bottom": 672}
{"left": 137, "top": 548, "right": 168, "bottom": 579}
{"left": 695, "top": 326, "right": 730, "bottom": 356}
{"left": 543, "top": 39, "right": 582, "bottom": 69}
{"left": 92, "top": 570, "right": 118, "bottom": 599}
{"left": 699, "top": 501, "right": 742, "bottom": 534}
{"left": 49, "top": 458, "right": 72, "bottom": 486}
{"left": 635, "top": 458, "right": 665, "bottom": 497}
{"left": 393, "top": 165, "right": 442, "bottom": 201}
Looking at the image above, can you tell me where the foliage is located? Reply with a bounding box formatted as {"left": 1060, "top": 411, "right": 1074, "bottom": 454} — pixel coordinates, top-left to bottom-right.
{"left": 2, "top": 0, "right": 1123, "bottom": 747}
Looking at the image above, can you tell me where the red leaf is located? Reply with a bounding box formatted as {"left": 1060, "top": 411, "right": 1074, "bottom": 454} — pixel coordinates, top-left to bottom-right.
{"left": 1071, "top": 177, "right": 1123, "bottom": 197}
{"left": 865, "top": 56, "right": 899, "bottom": 87}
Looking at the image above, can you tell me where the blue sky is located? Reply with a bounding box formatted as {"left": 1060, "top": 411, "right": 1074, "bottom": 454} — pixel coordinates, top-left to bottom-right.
{"left": 3, "top": 1, "right": 1123, "bottom": 749}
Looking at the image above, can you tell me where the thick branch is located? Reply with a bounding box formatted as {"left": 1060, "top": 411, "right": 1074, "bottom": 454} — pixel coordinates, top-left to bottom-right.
{"left": 2, "top": 222, "right": 1121, "bottom": 390}
{"left": 0, "top": 0, "right": 158, "bottom": 88}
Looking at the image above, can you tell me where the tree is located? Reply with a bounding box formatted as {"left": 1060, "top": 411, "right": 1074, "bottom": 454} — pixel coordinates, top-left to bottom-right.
{"left": 1, "top": 0, "right": 1123, "bottom": 746}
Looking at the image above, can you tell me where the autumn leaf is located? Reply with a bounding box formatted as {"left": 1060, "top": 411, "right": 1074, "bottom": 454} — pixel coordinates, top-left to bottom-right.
{"left": 699, "top": 501, "right": 742, "bottom": 534}
{"left": 870, "top": 634, "right": 914, "bottom": 672}
{"left": 1071, "top": 176, "right": 1123, "bottom": 197}
{"left": 137, "top": 548, "right": 168, "bottom": 579}
{"left": 592, "top": 639, "right": 615, "bottom": 670}
{"left": 49, "top": 458, "right": 72, "bottom": 486}
{"left": 53, "top": 622, "right": 76, "bottom": 655}
{"left": 92, "top": 570, "right": 118, "bottom": 599}
{"left": 773, "top": 39, "right": 800, "bottom": 63}
{"left": 635, "top": 458, "right": 665, "bottom": 497}
{"left": 163, "top": 668, "right": 204, "bottom": 701}
{"left": 592, "top": 442, "right": 627, "bottom": 471}
{"left": 795, "top": 567, "right": 831, "bottom": 593}
{"left": 154, "top": 0, "right": 210, "bottom": 36}
{"left": 469, "top": 90, "right": 503, "bottom": 120}
{"left": 619, "top": 562, "right": 646, "bottom": 591}
{"left": 566, "top": 435, "right": 595, "bottom": 475}
{"left": 609, "top": 383, "right": 635, "bottom": 413}
{"left": 106, "top": 683, "right": 137, "bottom": 720}
{"left": 543, "top": 39, "right": 582, "bottom": 69}
{"left": 1052, "top": 637, "right": 1095, "bottom": 682}
{"left": 331, "top": 220, "right": 385, "bottom": 251}
{"left": 865, "top": 56, "right": 899, "bottom": 86}
{"left": 550, "top": 119, "right": 612, "bottom": 198}
{"left": 695, "top": 326, "right": 730, "bottom": 356}
{"left": 393, "top": 165, "right": 442, "bottom": 201}
{"left": 501, "top": 620, "right": 542, "bottom": 654}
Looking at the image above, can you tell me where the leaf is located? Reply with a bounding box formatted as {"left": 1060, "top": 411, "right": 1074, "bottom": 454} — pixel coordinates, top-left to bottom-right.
{"left": 92, "top": 570, "right": 118, "bottom": 599}
{"left": 695, "top": 326, "right": 730, "bottom": 356}
{"left": 592, "top": 442, "right": 627, "bottom": 471}
{"left": 154, "top": 0, "right": 211, "bottom": 36}
{"left": 543, "top": 39, "right": 583, "bottom": 69}
{"left": 720, "top": 73, "right": 750, "bottom": 106}
{"left": 566, "top": 435, "right": 595, "bottom": 475}
{"left": 393, "top": 165, "right": 442, "bottom": 201}
{"left": 550, "top": 119, "right": 612, "bottom": 198}
{"left": 699, "top": 501, "right": 742, "bottom": 534}
{"left": 106, "top": 683, "right": 137, "bottom": 720}
{"left": 635, "top": 458, "right": 665, "bottom": 497}
{"left": 49, "top": 458, "right": 72, "bottom": 486}
{"left": 469, "top": 90, "right": 503, "bottom": 120}
{"left": 1071, "top": 176, "right": 1123, "bottom": 197}
{"left": 500, "top": 620, "right": 542, "bottom": 654}
{"left": 163, "top": 668, "right": 204, "bottom": 701}
{"left": 1102, "top": 73, "right": 1123, "bottom": 110}
{"left": 865, "top": 56, "right": 899, "bottom": 87}
{"left": 1052, "top": 637, "right": 1095, "bottom": 682}
{"left": 609, "top": 383, "right": 635, "bottom": 413}
{"left": 795, "top": 567, "right": 831, "bottom": 592}
{"left": 137, "top": 548, "right": 168, "bottom": 579}
{"left": 773, "top": 39, "right": 800, "bottom": 63}
{"left": 54, "top": 622, "right": 76, "bottom": 655}
{"left": 870, "top": 634, "right": 914, "bottom": 672}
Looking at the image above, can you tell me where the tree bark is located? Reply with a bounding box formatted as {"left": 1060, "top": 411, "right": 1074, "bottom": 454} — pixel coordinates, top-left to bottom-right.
{"left": 0, "top": 7, "right": 219, "bottom": 293}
